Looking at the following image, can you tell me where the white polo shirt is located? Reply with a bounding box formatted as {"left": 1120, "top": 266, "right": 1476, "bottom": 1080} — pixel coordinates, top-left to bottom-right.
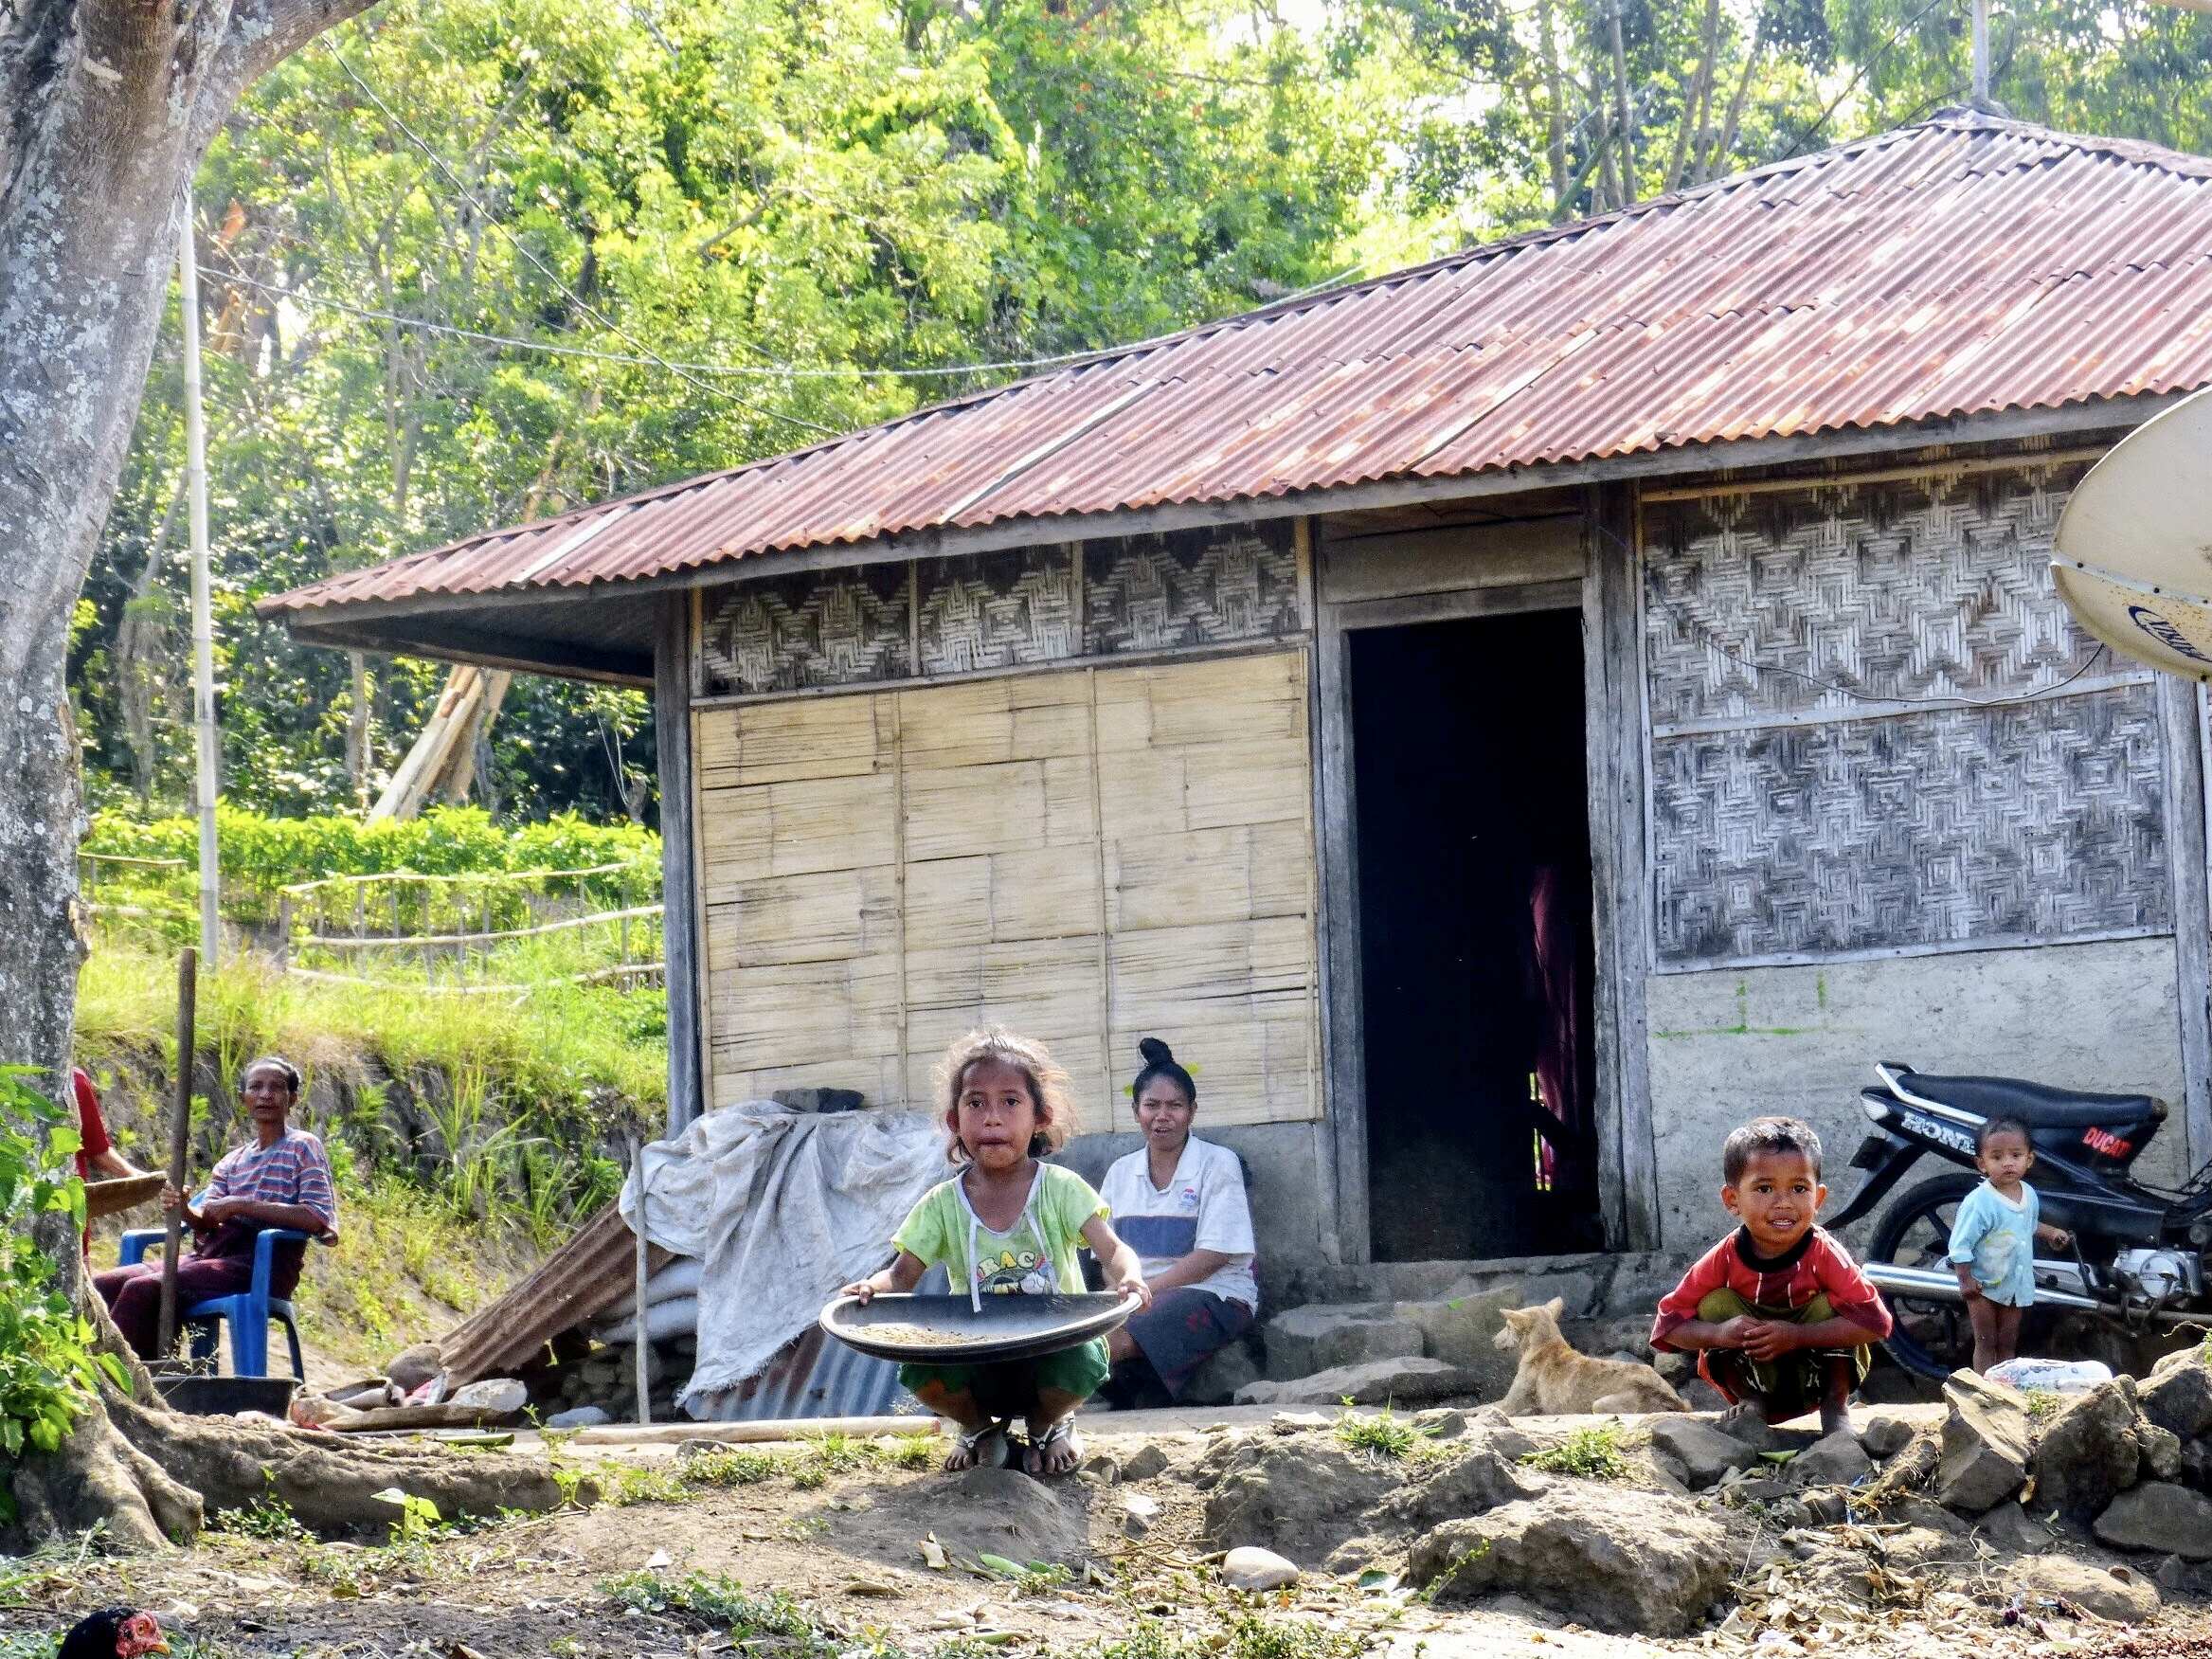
{"left": 1100, "top": 1136, "right": 1258, "bottom": 1310}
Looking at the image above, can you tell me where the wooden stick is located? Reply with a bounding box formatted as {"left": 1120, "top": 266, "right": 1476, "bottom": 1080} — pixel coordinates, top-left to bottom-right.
{"left": 571, "top": 1416, "right": 940, "bottom": 1447}
{"left": 631, "top": 1133, "right": 651, "bottom": 1427}
{"left": 157, "top": 947, "right": 197, "bottom": 1359}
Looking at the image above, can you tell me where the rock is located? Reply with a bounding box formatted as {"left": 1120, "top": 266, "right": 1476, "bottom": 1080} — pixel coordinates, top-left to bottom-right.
{"left": 1079, "top": 1451, "right": 1122, "bottom": 1483}
{"left": 386, "top": 1341, "right": 444, "bottom": 1394}
{"left": 544, "top": 1404, "right": 612, "bottom": 1429}
{"left": 1122, "top": 1493, "right": 1161, "bottom": 1537}
{"left": 1890, "top": 1496, "right": 1969, "bottom": 1538}
{"left": 1789, "top": 1430, "right": 1873, "bottom": 1488}
{"left": 2154, "top": 1555, "right": 2193, "bottom": 1591}
{"left": 2013, "top": 1555, "right": 2160, "bottom": 1623}
{"left": 1382, "top": 1449, "right": 1544, "bottom": 1530}
{"left": 2184, "top": 1438, "right": 2212, "bottom": 1494}
{"left": 2095, "top": 1483, "right": 2212, "bottom": 1560}
{"left": 1234, "top": 1355, "right": 1477, "bottom": 1407}
{"left": 1221, "top": 1546, "right": 1301, "bottom": 1592}
{"left": 1407, "top": 1486, "right": 1731, "bottom": 1635}
{"left": 1182, "top": 1341, "right": 1261, "bottom": 1407}
{"left": 1680, "top": 1379, "right": 1729, "bottom": 1412}
{"left": 1644, "top": 1416, "right": 1762, "bottom": 1489}
{"left": 1413, "top": 1407, "right": 1466, "bottom": 1438}
{"left": 2032, "top": 1379, "right": 2140, "bottom": 1517}
{"left": 1200, "top": 1437, "right": 1399, "bottom": 1559}
{"left": 2141, "top": 1423, "right": 2184, "bottom": 1482}
{"left": 1971, "top": 1501, "right": 2049, "bottom": 1554}
{"left": 1651, "top": 1349, "right": 1697, "bottom": 1386}
{"left": 1121, "top": 1443, "right": 1171, "bottom": 1482}
{"left": 1460, "top": 1406, "right": 1539, "bottom": 1461}
{"left": 674, "top": 1438, "right": 726, "bottom": 1462}
{"left": 448, "top": 1378, "right": 528, "bottom": 1415}
{"left": 2140, "top": 1346, "right": 2212, "bottom": 1440}
{"left": 1861, "top": 1414, "right": 1917, "bottom": 1461}
{"left": 1937, "top": 1372, "right": 2033, "bottom": 1513}
{"left": 1259, "top": 1305, "right": 1426, "bottom": 1381}
{"left": 1396, "top": 1288, "right": 1520, "bottom": 1396}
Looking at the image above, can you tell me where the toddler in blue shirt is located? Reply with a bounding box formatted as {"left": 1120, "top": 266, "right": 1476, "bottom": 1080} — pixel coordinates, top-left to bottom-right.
{"left": 1949, "top": 1116, "right": 2072, "bottom": 1373}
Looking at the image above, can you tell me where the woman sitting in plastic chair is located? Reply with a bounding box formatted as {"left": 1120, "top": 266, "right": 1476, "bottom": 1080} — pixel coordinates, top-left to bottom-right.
{"left": 96, "top": 1055, "right": 339, "bottom": 1363}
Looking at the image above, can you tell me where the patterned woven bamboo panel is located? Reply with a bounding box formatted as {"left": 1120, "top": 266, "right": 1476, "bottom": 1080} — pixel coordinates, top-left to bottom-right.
{"left": 698, "top": 520, "right": 1303, "bottom": 696}
{"left": 1645, "top": 461, "right": 2111, "bottom": 733}
{"left": 700, "top": 563, "right": 911, "bottom": 695}
{"left": 1650, "top": 676, "right": 2171, "bottom": 966}
{"left": 1642, "top": 460, "right": 2176, "bottom": 969}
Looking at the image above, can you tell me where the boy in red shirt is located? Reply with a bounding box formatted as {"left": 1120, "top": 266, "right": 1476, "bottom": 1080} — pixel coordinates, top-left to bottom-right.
{"left": 1651, "top": 1117, "right": 1891, "bottom": 1435}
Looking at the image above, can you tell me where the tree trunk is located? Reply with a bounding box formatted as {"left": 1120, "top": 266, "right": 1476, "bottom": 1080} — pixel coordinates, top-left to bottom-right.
{"left": 1, "top": 0, "right": 396, "bottom": 1548}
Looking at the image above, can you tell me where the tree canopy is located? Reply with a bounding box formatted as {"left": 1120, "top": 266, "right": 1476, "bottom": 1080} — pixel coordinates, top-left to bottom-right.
{"left": 70, "top": 0, "right": 2212, "bottom": 823}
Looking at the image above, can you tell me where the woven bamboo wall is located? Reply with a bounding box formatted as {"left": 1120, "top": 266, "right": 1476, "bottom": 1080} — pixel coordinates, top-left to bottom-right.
{"left": 694, "top": 650, "right": 1319, "bottom": 1129}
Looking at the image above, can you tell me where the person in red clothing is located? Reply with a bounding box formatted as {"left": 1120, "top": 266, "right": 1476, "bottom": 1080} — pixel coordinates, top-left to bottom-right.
{"left": 70, "top": 1069, "right": 145, "bottom": 1255}
{"left": 1651, "top": 1117, "right": 1891, "bottom": 1435}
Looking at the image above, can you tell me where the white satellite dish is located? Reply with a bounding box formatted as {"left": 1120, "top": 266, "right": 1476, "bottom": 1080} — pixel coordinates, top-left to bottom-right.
{"left": 2052, "top": 386, "right": 2212, "bottom": 679}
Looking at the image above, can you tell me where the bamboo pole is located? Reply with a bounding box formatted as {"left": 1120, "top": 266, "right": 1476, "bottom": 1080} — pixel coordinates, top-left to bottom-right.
{"left": 572, "top": 1416, "right": 940, "bottom": 1448}
{"left": 630, "top": 1133, "right": 651, "bottom": 1427}
{"left": 179, "top": 208, "right": 221, "bottom": 966}
{"left": 157, "top": 948, "right": 198, "bottom": 1359}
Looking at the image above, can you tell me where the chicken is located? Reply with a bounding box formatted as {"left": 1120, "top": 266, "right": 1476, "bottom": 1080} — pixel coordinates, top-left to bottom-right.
{"left": 57, "top": 1608, "right": 170, "bottom": 1659}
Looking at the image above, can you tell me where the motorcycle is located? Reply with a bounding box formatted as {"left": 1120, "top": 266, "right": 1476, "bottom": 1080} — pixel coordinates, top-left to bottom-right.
{"left": 1827, "top": 1062, "right": 2212, "bottom": 1379}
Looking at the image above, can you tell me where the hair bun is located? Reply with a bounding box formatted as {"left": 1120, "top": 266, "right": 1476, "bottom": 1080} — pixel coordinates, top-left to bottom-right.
{"left": 1138, "top": 1037, "right": 1175, "bottom": 1066}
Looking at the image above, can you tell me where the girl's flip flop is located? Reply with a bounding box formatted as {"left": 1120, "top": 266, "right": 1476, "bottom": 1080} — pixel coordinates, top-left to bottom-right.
{"left": 1025, "top": 1418, "right": 1082, "bottom": 1477}
{"left": 947, "top": 1418, "right": 1012, "bottom": 1471}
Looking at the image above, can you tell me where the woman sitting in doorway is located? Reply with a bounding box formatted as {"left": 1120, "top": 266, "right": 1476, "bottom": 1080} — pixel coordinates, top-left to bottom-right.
{"left": 1099, "top": 1038, "right": 1258, "bottom": 1405}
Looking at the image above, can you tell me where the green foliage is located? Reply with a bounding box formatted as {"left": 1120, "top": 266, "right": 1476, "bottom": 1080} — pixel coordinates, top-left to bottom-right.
{"left": 1518, "top": 1424, "right": 1629, "bottom": 1481}
{"left": 0, "top": 1071, "right": 129, "bottom": 1521}
{"left": 1332, "top": 1401, "right": 1434, "bottom": 1460}
{"left": 678, "top": 1449, "right": 780, "bottom": 1488}
{"left": 601, "top": 1571, "right": 832, "bottom": 1646}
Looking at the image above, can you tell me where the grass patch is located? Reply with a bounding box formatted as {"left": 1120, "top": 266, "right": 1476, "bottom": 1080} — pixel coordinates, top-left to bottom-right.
{"left": 1518, "top": 1424, "right": 1630, "bottom": 1480}
{"left": 2022, "top": 1387, "right": 2064, "bottom": 1420}
{"left": 604, "top": 1465, "right": 694, "bottom": 1506}
{"left": 1332, "top": 1402, "right": 1435, "bottom": 1461}
{"left": 601, "top": 1572, "right": 833, "bottom": 1649}
{"left": 680, "top": 1449, "right": 781, "bottom": 1487}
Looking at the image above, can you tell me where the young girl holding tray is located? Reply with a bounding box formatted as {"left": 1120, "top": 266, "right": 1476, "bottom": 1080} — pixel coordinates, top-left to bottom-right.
{"left": 841, "top": 1029, "right": 1151, "bottom": 1475}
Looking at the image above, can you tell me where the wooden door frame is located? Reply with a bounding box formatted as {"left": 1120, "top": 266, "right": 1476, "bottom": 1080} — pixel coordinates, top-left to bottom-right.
{"left": 1311, "top": 499, "right": 1659, "bottom": 1263}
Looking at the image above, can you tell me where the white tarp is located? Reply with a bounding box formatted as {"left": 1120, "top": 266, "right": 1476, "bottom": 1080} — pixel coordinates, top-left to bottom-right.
{"left": 617, "top": 1102, "right": 944, "bottom": 1416}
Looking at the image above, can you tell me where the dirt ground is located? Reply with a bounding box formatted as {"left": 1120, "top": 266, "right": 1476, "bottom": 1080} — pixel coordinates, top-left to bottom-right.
{"left": 4, "top": 1406, "right": 2207, "bottom": 1659}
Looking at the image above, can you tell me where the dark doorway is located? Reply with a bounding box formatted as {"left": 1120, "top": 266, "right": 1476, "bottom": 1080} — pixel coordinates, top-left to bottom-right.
{"left": 1350, "top": 607, "right": 1604, "bottom": 1262}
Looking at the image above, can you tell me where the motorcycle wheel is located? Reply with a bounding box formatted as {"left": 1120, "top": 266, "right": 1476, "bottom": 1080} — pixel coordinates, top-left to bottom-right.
{"left": 1866, "top": 1173, "right": 1985, "bottom": 1379}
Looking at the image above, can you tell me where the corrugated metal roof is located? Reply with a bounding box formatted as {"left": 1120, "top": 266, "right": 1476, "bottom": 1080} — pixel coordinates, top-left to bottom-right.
{"left": 439, "top": 1202, "right": 674, "bottom": 1387}
{"left": 262, "top": 111, "right": 2212, "bottom": 622}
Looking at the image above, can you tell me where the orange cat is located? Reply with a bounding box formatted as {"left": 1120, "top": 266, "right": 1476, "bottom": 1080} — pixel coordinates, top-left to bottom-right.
{"left": 1493, "top": 1297, "right": 1688, "bottom": 1416}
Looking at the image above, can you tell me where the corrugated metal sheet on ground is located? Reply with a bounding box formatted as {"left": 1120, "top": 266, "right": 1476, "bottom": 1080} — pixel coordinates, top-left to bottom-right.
{"left": 440, "top": 1203, "right": 674, "bottom": 1387}
{"left": 687, "top": 1265, "right": 949, "bottom": 1421}
{"left": 262, "top": 112, "right": 2212, "bottom": 625}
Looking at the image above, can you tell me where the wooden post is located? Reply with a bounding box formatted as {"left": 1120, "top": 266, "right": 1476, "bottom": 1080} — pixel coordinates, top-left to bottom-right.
{"left": 630, "top": 1133, "right": 651, "bottom": 1426}
{"left": 158, "top": 947, "right": 198, "bottom": 1360}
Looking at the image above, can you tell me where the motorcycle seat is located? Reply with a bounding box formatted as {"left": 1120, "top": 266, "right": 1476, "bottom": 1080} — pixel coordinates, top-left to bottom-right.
{"left": 1894, "top": 1070, "right": 2163, "bottom": 1129}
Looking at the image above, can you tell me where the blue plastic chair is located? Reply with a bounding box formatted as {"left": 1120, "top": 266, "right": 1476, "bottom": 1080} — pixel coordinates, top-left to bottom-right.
{"left": 118, "top": 1223, "right": 309, "bottom": 1379}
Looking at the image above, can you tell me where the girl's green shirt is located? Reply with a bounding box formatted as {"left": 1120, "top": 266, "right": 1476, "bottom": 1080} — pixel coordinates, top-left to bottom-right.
{"left": 893, "top": 1162, "right": 1107, "bottom": 1299}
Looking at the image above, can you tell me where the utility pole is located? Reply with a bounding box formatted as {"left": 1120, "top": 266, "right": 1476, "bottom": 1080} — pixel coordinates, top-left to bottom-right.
{"left": 179, "top": 197, "right": 221, "bottom": 965}
{"left": 1970, "top": 0, "right": 1990, "bottom": 107}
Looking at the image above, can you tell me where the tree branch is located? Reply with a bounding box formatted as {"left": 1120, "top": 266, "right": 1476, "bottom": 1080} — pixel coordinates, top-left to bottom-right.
{"left": 200, "top": 0, "right": 383, "bottom": 143}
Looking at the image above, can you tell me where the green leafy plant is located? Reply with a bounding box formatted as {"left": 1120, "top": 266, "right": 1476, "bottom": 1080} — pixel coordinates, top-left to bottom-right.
{"left": 1518, "top": 1424, "right": 1629, "bottom": 1481}
{"left": 0, "top": 1069, "right": 129, "bottom": 1521}
{"left": 680, "top": 1449, "right": 779, "bottom": 1488}
{"left": 371, "top": 1486, "right": 446, "bottom": 1545}
{"left": 600, "top": 1571, "right": 833, "bottom": 1650}
{"left": 1332, "top": 1401, "right": 1433, "bottom": 1460}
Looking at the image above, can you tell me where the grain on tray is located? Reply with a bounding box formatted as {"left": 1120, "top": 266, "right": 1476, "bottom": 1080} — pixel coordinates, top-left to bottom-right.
{"left": 860, "top": 1323, "right": 993, "bottom": 1346}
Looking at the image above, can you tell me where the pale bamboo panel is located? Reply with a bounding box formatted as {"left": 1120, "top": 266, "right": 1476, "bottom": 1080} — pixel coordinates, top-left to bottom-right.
{"left": 1108, "top": 1011, "right": 1314, "bottom": 1126}
{"left": 1107, "top": 916, "right": 1312, "bottom": 1032}
{"left": 698, "top": 771, "right": 897, "bottom": 889}
{"left": 904, "top": 934, "right": 1108, "bottom": 1128}
{"left": 1095, "top": 731, "right": 1306, "bottom": 839}
{"left": 710, "top": 953, "right": 900, "bottom": 1070}
{"left": 703, "top": 864, "right": 899, "bottom": 970}
{"left": 895, "top": 676, "right": 1093, "bottom": 769}
{"left": 908, "top": 848, "right": 1103, "bottom": 947}
{"left": 901, "top": 756, "right": 1097, "bottom": 863}
{"left": 1104, "top": 820, "right": 1310, "bottom": 932}
{"left": 711, "top": 1054, "right": 907, "bottom": 1113}
{"left": 902, "top": 1032, "right": 1113, "bottom": 1137}
{"left": 694, "top": 696, "right": 892, "bottom": 790}
{"left": 1091, "top": 652, "right": 1306, "bottom": 754}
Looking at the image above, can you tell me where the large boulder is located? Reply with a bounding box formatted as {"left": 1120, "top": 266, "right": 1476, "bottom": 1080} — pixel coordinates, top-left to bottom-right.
{"left": 1181, "top": 1341, "right": 1261, "bottom": 1407}
{"left": 1937, "top": 1372, "right": 2033, "bottom": 1513}
{"left": 1394, "top": 1288, "right": 1520, "bottom": 1396}
{"left": 1259, "top": 1305, "right": 1426, "bottom": 1380}
{"left": 1407, "top": 1486, "right": 1731, "bottom": 1635}
{"left": 2095, "top": 1483, "right": 2212, "bottom": 1560}
{"left": 2012, "top": 1555, "right": 2161, "bottom": 1623}
{"left": 1790, "top": 1430, "right": 1874, "bottom": 1488}
{"left": 1380, "top": 1447, "right": 1545, "bottom": 1530}
{"left": 2140, "top": 1345, "right": 2212, "bottom": 1441}
{"left": 1200, "top": 1436, "right": 1399, "bottom": 1560}
{"left": 2031, "top": 1379, "right": 2140, "bottom": 1518}
{"left": 1645, "top": 1416, "right": 1763, "bottom": 1489}
{"left": 1235, "top": 1355, "right": 1476, "bottom": 1407}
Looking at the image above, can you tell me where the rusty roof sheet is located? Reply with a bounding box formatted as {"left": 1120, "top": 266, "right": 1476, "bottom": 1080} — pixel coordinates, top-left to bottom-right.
{"left": 439, "top": 1201, "right": 674, "bottom": 1388}
{"left": 264, "top": 111, "right": 2212, "bottom": 621}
